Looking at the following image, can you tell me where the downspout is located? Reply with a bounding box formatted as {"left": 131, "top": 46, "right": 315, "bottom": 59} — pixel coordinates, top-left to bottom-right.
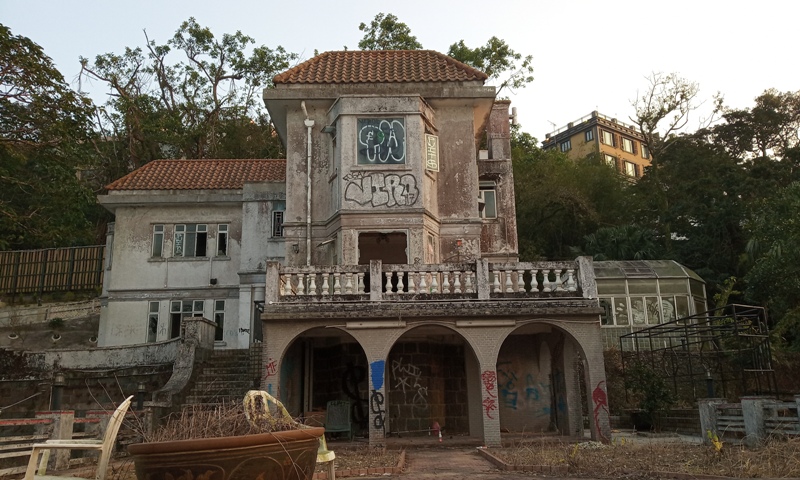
{"left": 301, "top": 101, "right": 314, "bottom": 266}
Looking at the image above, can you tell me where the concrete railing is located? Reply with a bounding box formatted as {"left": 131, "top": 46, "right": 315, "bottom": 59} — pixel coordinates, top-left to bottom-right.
{"left": 699, "top": 395, "right": 800, "bottom": 447}
{"left": 272, "top": 258, "right": 594, "bottom": 302}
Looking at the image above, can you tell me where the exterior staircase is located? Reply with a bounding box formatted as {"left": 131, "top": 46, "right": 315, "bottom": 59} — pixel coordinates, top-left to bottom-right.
{"left": 184, "top": 349, "right": 257, "bottom": 407}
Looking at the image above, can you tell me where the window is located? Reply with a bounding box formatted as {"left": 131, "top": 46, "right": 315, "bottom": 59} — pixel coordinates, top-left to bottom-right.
{"left": 601, "top": 130, "right": 614, "bottom": 146}
{"left": 621, "top": 137, "right": 635, "bottom": 154}
{"left": 604, "top": 154, "right": 616, "bottom": 167}
{"left": 478, "top": 182, "right": 497, "bottom": 219}
{"left": 585, "top": 129, "right": 594, "bottom": 142}
{"left": 170, "top": 300, "right": 204, "bottom": 339}
{"left": 624, "top": 161, "right": 637, "bottom": 177}
{"left": 641, "top": 144, "right": 650, "bottom": 159}
{"left": 559, "top": 139, "right": 571, "bottom": 152}
{"left": 216, "top": 224, "right": 228, "bottom": 256}
{"left": 174, "top": 224, "right": 207, "bottom": 257}
{"left": 272, "top": 211, "right": 284, "bottom": 237}
{"left": 214, "top": 300, "right": 225, "bottom": 342}
{"left": 147, "top": 301, "right": 159, "bottom": 343}
{"left": 152, "top": 225, "right": 164, "bottom": 257}
{"left": 357, "top": 118, "right": 406, "bottom": 164}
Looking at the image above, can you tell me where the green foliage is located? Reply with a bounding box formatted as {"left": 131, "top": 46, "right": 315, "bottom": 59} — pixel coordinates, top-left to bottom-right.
{"left": 357, "top": 13, "right": 422, "bottom": 51}
{"left": 0, "top": 23, "right": 98, "bottom": 249}
{"left": 624, "top": 361, "right": 675, "bottom": 432}
{"left": 512, "top": 132, "right": 631, "bottom": 260}
{"left": 448, "top": 37, "right": 534, "bottom": 94}
{"left": 578, "top": 225, "right": 660, "bottom": 261}
{"left": 48, "top": 317, "right": 65, "bottom": 329}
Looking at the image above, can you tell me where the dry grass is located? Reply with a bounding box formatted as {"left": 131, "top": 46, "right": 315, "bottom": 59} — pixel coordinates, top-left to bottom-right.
{"left": 313, "top": 446, "right": 401, "bottom": 474}
{"left": 146, "top": 402, "right": 299, "bottom": 443}
{"left": 491, "top": 436, "right": 800, "bottom": 478}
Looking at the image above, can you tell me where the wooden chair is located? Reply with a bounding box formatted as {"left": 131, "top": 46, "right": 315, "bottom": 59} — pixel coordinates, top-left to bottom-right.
{"left": 324, "top": 400, "right": 352, "bottom": 441}
{"left": 24, "top": 395, "right": 133, "bottom": 480}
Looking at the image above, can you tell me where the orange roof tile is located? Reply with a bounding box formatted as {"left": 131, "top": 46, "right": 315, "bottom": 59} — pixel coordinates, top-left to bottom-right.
{"left": 274, "top": 50, "right": 488, "bottom": 85}
{"left": 105, "top": 159, "right": 286, "bottom": 191}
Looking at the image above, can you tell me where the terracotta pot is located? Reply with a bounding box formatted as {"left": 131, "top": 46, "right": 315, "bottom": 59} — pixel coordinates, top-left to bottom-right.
{"left": 127, "top": 427, "right": 324, "bottom": 480}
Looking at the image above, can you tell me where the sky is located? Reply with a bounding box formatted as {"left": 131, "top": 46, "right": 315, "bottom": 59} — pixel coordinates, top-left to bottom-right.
{"left": 3, "top": 0, "right": 798, "bottom": 142}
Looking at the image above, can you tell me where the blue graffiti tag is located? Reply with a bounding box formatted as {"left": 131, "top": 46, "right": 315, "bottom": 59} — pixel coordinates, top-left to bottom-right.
{"left": 370, "top": 360, "right": 385, "bottom": 390}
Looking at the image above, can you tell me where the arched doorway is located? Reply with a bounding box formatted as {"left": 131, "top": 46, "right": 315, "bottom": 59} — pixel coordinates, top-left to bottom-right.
{"left": 385, "top": 324, "right": 481, "bottom": 438}
{"left": 279, "top": 328, "right": 369, "bottom": 437}
{"left": 496, "top": 322, "right": 589, "bottom": 437}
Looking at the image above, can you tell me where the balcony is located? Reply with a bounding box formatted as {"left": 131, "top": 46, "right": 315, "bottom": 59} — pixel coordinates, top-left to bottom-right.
{"left": 262, "top": 258, "right": 600, "bottom": 321}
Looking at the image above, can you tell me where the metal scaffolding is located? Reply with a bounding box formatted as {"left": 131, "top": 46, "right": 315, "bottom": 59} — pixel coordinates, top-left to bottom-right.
{"left": 620, "top": 304, "right": 777, "bottom": 402}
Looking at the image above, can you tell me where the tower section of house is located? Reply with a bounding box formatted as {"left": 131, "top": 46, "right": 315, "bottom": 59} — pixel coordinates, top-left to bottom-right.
{"left": 96, "top": 159, "right": 286, "bottom": 348}
{"left": 542, "top": 111, "right": 651, "bottom": 179}
{"left": 263, "top": 50, "right": 518, "bottom": 267}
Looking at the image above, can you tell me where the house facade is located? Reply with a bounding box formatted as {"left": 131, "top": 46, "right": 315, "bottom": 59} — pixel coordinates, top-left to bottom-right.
{"left": 97, "top": 50, "right": 612, "bottom": 446}
{"left": 542, "top": 111, "right": 651, "bottom": 178}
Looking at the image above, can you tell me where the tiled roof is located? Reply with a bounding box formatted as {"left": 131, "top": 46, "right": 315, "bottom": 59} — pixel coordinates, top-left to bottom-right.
{"left": 105, "top": 159, "right": 286, "bottom": 191}
{"left": 273, "top": 50, "right": 488, "bottom": 84}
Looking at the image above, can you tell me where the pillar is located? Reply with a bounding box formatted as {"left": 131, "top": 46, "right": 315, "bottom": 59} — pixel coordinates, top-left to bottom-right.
{"left": 478, "top": 364, "right": 501, "bottom": 446}
{"left": 367, "top": 357, "right": 388, "bottom": 446}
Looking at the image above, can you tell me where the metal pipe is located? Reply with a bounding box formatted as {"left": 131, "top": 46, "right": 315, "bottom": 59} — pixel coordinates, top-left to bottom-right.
{"left": 300, "top": 101, "right": 314, "bottom": 266}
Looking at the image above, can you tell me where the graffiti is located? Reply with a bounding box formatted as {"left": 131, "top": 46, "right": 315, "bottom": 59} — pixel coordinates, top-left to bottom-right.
{"left": 238, "top": 327, "right": 250, "bottom": 334}
{"left": 370, "top": 389, "right": 386, "bottom": 430}
{"left": 482, "top": 397, "right": 497, "bottom": 419}
{"left": 344, "top": 172, "right": 419, "bottom": 207}
{"left": 525, "top": 374, "right": 540, "bottom": 401}
{"left": 391, "top": 357, "right": 428, "bottom": 409}
{"left": 265, "top": 357, "right": 277, "bottom": 378}
{"left": 266, "top": 383, "right": 273, "bottom": 395}
{"left": 358, "top": 118, "right": 405, "bottom": 164}
{"left": 497, "top": 364, "right": 519, "bottom": 410}
{"left": 592, "top": 380, "right": 609, "bottom": 442}
{"left": 370, "top": 360, "right": 385, "bottom": 390}
{"left": 481, "top": 370, "right": 497, "bottom": 398}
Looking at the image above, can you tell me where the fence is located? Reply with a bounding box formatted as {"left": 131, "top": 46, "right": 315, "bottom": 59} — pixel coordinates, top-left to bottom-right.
{"left": 700, "top": 395, "right": 800, "bottom": 447}
{"left": 0, "top": 246, "right": 105, "bottom": 297}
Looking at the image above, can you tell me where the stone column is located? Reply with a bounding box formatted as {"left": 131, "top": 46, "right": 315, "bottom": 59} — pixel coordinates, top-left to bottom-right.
{"left": 698, "top": 398, "right": 726, "bottom": 444}
{"left": 560, "top": 340, "right": 584, "bottom": 437}
{"left": 741, "top": 396, "right": 772, "bottom": 448}
{"left": 478, "top": 364, "right": 501, "bottom": 446}
{"left": 35, "top": 410, "right": 74, "bottom": 471}
{"left": 367, "top": 358, "right": 388, "bottom": 447}
{"left": 583, "top": 338, "right": 611, "bottom": 443}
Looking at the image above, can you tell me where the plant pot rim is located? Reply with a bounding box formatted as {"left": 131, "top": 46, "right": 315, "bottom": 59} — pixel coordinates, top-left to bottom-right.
{"left": 128, "top": 426, "right": 324, "bottom": 456}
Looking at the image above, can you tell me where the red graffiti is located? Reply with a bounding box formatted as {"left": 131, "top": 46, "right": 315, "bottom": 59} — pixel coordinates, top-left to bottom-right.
{"left": 482, "top": 397, "right": 497, "bottom": 419}
{"left": 481, "top": 370, "right": 497, "bottom": 398}
{"left": 592, "top": 381, "right": 609, "bottom": 442}
{"left": 265, "top": 357, "right": 277, "bottom": 378}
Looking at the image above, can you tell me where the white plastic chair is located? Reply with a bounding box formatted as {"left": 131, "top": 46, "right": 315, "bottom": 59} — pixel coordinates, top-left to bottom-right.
{"left": 24, "top": 395, "right": 133, "bottom": 480}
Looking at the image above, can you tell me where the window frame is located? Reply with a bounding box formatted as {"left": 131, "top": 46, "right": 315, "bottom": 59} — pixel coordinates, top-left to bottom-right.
{"left": 214, "top": 300, "right": 225, "bottom": 342}
{"left": 152, "top": 225, "right": 164, "bottom": 258}
{"left": 216, "top": 224, "right": 228, "bottom": 257}
{"left": 478, "top": 181, "right": 497, "bottom": 219}
{"left": 621, "top": 137, "right": 635, "bottom": 154}
{"left": 357, "top": 117, "right": 406, "bottom": 165}
{"left": 641, "top": 144, "right": 650, "bottom": 159}
{"left": 624, "top": 161, "right": 637, "bottom": 177}
{"left": 174, "top": 224, "right": 208, "bottom": 258}
{"left": 147, "top": 301, "right": 159, "bottom": 343}
{"left": 584, "top": 129, "right": 594, "bottom": 142}
{"left": 601, "top": 130, "right": 615, "bottom": 146}
{"left": 603, "top": 154, "right": 617, "bottom": 168}
{"left": 272, "top": 211, "right": 284, "bottom": 238}
{"left": 559, "top": 139, "right": 571, "bottom": 152}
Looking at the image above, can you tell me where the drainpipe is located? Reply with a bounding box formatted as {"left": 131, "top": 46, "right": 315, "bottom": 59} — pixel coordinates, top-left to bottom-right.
{"left": 301, "top": 101, "right": 314, "bottom": 266}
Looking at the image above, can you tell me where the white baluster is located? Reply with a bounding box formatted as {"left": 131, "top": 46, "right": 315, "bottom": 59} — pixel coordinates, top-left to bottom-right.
{"left": 344, "top": 273, "right": 353, "bottom": 294}
{"left": 453, "top": 271, "right": 462, "bottom": 294}
{"left": 516, "top": 269, "right": 526, "bottom": 293}
{"left": 442, "top": 271, "right": 451, "bottom": 293}
{"left": 357, "top": 272, "right": 365, "bottom": 294}
{"left": 492, "top": 271, "right": 501, "bottom": 293}
{"left": 530, "top": 269, "right": 539, "bottom": 293}
{"left": 464, "top": 271, "right": 474, "bottom": 293}
{"left": 408, "top": 271, "right": 417, "bottom": 293}
{"left": 333, "top": 273, "right": 342, "bottom": 295}
{"left": 430, "top": 273, "right": 439, "bottom": 294}
{"left": 505, "top": 269, "right": 513, "bottom": 293}
{"left": 384, "top": 271, "right": 393, "bottom": 294}
{"left": 321, "top": 274, "right": 330, "bottom": 295}
{"left": 419, "top": 272, "right": 428, "bottom": 292}
{"left": 397, "top": 272, "right": 405, "bottom": 293}
{"left": 297, "top": 273, "right": 306, "bottom": 295}
{"left": 566, "top": 269, "right": 577, "bottom": 292}
{"left": 308, "top": 273, "right": 317, "bottom": 295}
{"left": 281, "top": 274, "right": 291, "bottom": 296}
{"left": 554, "top": 269, "right": 563, "bottom": 292}
{"left": 543, "top": 269, "right": 552, "bottom": 292}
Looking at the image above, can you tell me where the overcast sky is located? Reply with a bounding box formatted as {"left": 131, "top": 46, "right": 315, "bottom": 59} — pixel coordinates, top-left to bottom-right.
{"left": 3, "top": 0, "right": 797, "bottom": 142}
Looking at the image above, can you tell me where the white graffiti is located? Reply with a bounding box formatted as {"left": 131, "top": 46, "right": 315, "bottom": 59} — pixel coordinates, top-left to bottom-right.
{"left": 344, "top": 172, "right": 419, "bottom": 207}
{"left": 358, "top": 119, "right": 405, "bottom": 164}
{"left": 391, "top": 357, "right": 428, "bottom": 410}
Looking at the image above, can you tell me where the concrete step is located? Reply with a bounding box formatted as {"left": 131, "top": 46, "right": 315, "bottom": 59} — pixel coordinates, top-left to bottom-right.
{"left": 199, "top": 367, "right": 251, "bottom": 376}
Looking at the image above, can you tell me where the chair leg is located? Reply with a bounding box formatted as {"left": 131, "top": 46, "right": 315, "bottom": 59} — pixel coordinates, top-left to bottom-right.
{"left": 326, "top": 460, "right": 336, "bottom": 480}
{"left": 38, "top": 449, "right": 50, "bottom": 475}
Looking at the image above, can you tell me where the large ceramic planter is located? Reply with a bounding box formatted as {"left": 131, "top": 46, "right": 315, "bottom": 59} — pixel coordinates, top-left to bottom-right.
{"left": 127, "top": 427, "right": 324, "bottom": 480}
